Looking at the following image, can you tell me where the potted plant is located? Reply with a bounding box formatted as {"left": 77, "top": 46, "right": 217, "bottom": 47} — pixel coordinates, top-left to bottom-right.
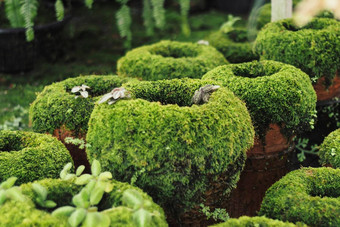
{"left": 0, "top": 0, "right": 71, "bottom": 72}
{"left": 85, "top": 78, "right": 255, "bottom": 225}
{"left": 319, "top": 128, "right": 340, "bottom": 168}
{"left": 202, "top": 60, "right": 317, "bottom": 217}
{"left": 29, "top": 75, "right": 137, "bottom": 170}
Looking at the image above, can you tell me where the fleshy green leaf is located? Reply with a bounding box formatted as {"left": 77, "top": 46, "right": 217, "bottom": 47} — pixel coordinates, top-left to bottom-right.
{"left": 0, "top": 190, "right": 7, "bottom": 205}
{"left": 133, "top": 208, "right": 152, "bottom": 227}
{"left": 72, "top": 190, "right": 89, "bottom": 208}
{"left": 60, "top": 162, "right": 73, "bottom": 179}
{"left": 52, "top": 206, "right": 76, "bottom": 218}
{"left": 68, "top": 208, "right": 87, "bottom": 227}
{"left": 32, "top": 183, "right": 47, "bottom": 201}
{"left": 98, "top": 172, "right": 112, "bottom": 181}
{"left": 76, "top": 165, "right": 86, "bottom": 176}
{"left": 89, "top": 187, "right": 104, "bottom": 205}
{"left": 83, "top": 212, "right": 110, "bottom": 227}
{"left": 75, "top": 174, "right": 93, "bottom": 185}
{"left": 6, "top": 187, "right": 26, "bottom": 202}
{"left": 91, "top": 160, "right": 101, "bottom": 177}
{"left": 44, "top": 200, "right": 57, "bottom": 208}
{"left": 122, "top": 189, "right": 143, "bottom": 209}
{"left": 0, "top": 177, "right": 17, "bottom": 189}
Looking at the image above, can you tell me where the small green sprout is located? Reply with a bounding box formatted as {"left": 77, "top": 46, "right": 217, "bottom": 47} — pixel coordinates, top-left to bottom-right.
{"left": 220, "top": 14, "right": 241, "bottom": 34}
{"left": 32, "top": 183, "right": 57, "bottom": 209}
{"left": 0, "top": 177, "right": 26, "bottom": 206}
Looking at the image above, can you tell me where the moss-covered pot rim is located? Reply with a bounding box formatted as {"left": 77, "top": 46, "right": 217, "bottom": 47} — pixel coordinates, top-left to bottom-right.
{"left": 319, "top": 128, "right": 340, "bottom": 168}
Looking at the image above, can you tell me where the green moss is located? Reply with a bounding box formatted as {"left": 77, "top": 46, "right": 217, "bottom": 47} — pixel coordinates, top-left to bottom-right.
{"left": 202, "top": 60, "right": 317, "bottom": 138}
{"left": 206, "top": 29, "right": 259, "bottom": 63}
{"left": 211, "top": 216, "right": 305, "bottom": 227}
{"left": 319, "top": 128, "right": 340, "bottom": 168}
{"left": 259, "top": 167, "right": 340, "bottom": 227}
{"left": 254, "top": 18, "right": 340, "bottom": 87}
{"left": 86, "top": 78, "right": 255, "bottom": 214}
{"left": 0, "top": 130, "right": 72, "bottom": 185}
{"left": 0, "top": 178, "right": 167, "bottom": 226}
{"left": 117, "top": 40, "right": 228, "bottom": 81}
{"left": 29, "top": 75, "right": 136, "bottom": 136}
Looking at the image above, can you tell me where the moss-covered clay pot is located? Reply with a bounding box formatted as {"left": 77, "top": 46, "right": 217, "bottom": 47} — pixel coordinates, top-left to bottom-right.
{"left": 319, "top": 128, "right": 340, "bottom": 168}
{"left": 0, "top": 130, "right": 72, "bottom": 185}
{"left": 203, "top": 60, "right": 317, "bottom": 217}
{"left": 117, "top": 40, "right": 227, "bottom": 81}
{"left": 260, "top": 167, "right": 340, "bottom": 227}
{"left": 210, "top": 216, "right": 306, "bottom": 227}
{"left": 86, "top": 78, "right": 255, "bottom": 226}
{"left": 206, "top": 28, "right": 258, "bottom": 63}
{"left": 29, "top": 75, "right": 136, "bottom": 170}
{"left": 254, "top": 18, "right": 340, "bottom": 101}
{"left": 0, "top": 178, "right": 167, "bottom": 226}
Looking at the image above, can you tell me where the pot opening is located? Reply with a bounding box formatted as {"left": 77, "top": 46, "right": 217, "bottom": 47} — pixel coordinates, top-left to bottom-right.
{"left": 150, "top": 45, "right": 198, "bottom": 58}
{"left": 231, "top": 62, "right": 281, "bottom": 78}
{"left": 226, "top": 29, "right": 248, "bottom": 43}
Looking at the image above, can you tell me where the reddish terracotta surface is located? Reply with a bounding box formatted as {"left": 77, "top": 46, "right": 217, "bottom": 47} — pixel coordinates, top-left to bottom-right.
{"left": 52, "top": 126, "right": 90, "bottom": 172}
{"left": 250, "top": 124, "right": 291, "bottom": 156}
{"left": 226, "top": 124, "right": 294, "bottom": 218}
{"left": 313, "top": 71, "right": 340, "bottom": 101}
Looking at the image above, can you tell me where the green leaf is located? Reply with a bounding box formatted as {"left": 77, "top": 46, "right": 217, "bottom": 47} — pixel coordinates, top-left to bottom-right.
{"left": 0, "top": 190, "right": 7, "bottom": 205}
{"left": 60, "top": 162, "right": 73, "bottom": 179}
{"left": 44, "top": 200, "right": 57, "bottom": 208}
{"left": 85, "top": 0, "right": 94, "bottom": 9}
{"left": 122, "top": 189, "right": 143, "bottom": 209}
{"left": 52, "top": 206, "right": 76, "bottom": 218}
{"left": 89, "top": 187, "right": 104, "bottom": 205}
{"left": 6, "top": 187, "right": 26, "bottom": 202}
{"left": 83, "top": 212, "right": 110, "bottom": 227}
{"left": 68, "top": 208, "right": 87, "bottom": 227}
{"left": 0, "top": 177, "right": 17, "bottom": 189}
{"left": 55, "top": 0, "right": 64, "bottom": 21}
{"left": 84, "top": 180, "right": 96, "bottom": 194}
{"left": 91, "top": 160, "right": 101, "bottom": 177}
{"left": 20, "top": 0, "right": 39, "bottom": 42}
{"left": 32, "top": 183, "right": 47, "bottom": 201}
{"left": 4, "top": 0, "right": 25, "bottom": 27}
{"left": 133, "top": 208, "right": 152, "bottom": 227}
{"left": 75, "top": 174, "right": 93, "bottom": 185}
{"left": 76, "top": 165, "right": 86, "bottom": 176}
{"left": 72, "top": 190, "right": 89, "bottom": 208}
{"left": 98, "top": 172, "right": 112, "bottom": 181}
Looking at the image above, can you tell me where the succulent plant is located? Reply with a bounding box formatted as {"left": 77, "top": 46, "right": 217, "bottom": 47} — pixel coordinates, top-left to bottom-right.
{"left": 71, "top": 85, "right": 91, "bottom": 99}
{"left": 0, "top": 177, "right": 26, "bottom": 206}
{"left": 98, "top": 87, "right": 131, "bottom": 105}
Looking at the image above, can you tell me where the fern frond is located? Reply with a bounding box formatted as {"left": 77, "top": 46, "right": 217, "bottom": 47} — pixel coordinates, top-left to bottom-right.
{"left": 143, "top": 0, "right": 154, "bottom": 36}
{"left": 151, "top": 0, "right": 165, "bottom": 29}
{"left": 85, "top": 0, "right": 94, "bottom": 9}
{"left": 179, "top": 0, "right": 191, "bottom": 36}
{"left": 4, "top": 0, "right": 25, "bottom": 27}
{"left": 55, "top": 0, "right": 64, "bottom": 21}
{"left": 20, "top": 0, "right": 38, "bottom": 42}
{"left": 116, "top": 4, "right": 132, "bottom": 48}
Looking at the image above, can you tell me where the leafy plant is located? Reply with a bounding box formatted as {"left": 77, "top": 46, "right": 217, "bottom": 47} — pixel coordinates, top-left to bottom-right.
{"left": 200, "top": 203, "right": 230, "bottom": 222}
{"left": 65, "top": 137, "right": 91, "bottom": 150}
{"left": 295, "top": 137, "right": 319, "bottom": 162}
{"left": 32, "top": 183, "right": 57, "bottom": 208}
{"left": 220, "top": 14, "right": 241, "bottom": 34}
{"left": 0, "top": 177, "right": 26, "bottom": 206}
{"left": 71, "top": 85, "right": 90, "bottom": 99}
{"left": 3, "top": 0, "right": 65, "bottom": 41}
{"left": 98, "top": 87, "right": 131, "bottom": 105}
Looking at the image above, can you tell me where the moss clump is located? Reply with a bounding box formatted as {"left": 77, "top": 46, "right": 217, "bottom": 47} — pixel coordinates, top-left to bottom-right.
{"left": 254, "top": 18, "right": 340, "bottom": 87}
{"left": 206, "top": 28, "right": 259, "bottom": 63}
{"left": 259, "top": 167, "right": 340, "bottom": 227}
{"left": 29, "top": 75, "right": 136, "bottom": 136}
{"left": 202, "top": 60, "right": 317, "bottom": 138}
{"left": 117, "top": 40, "right": 228, "bottom": 81}
{"left": 0, "top": 178, "right": 167, "bottom": 226}
{"left": 211, "top": 216, "right": 305, "bottom": 227}
{"left": 0, "top": 130, "right": 72, "bottom": 185}
{"left": 319, "top": 128, "right": 340, "bottom": 168}
{"left": 86, "top": 78, "right": 254, "bottom": 213}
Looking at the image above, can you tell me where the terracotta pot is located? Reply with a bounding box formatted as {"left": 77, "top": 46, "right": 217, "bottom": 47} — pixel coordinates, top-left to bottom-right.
{"left": 52, "top": 125, "right": 90, "bottom": 172}
{"left": 226, "top": 124, "right": 294, "bottom": 218}
{"left": 313, "top": 71, "right": 340, "bottom": 101}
